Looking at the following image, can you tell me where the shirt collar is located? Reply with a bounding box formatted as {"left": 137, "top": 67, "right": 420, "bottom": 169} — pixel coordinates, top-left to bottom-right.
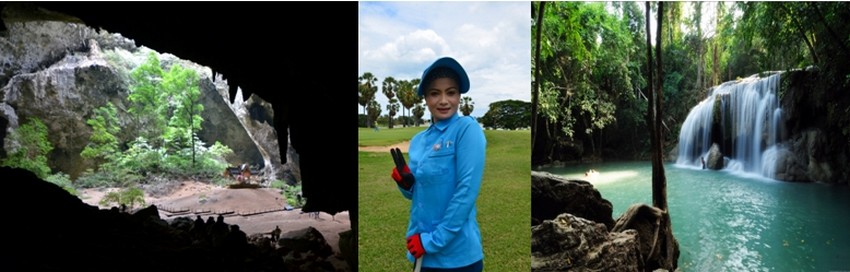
{"left": 432, "top": 112, "right": 460, "bottom": 132}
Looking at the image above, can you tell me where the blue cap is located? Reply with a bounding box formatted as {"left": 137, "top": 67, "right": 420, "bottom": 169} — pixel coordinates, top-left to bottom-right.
{"left": 417, "top": 56, "right": 470, "bottom": 96}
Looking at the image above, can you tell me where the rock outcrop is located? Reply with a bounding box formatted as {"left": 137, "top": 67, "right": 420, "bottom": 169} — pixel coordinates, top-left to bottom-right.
{"left": 1, "top": 7, "right": 288, "bottom": 182}
{"left": 0, "top": 3, "right": 136, "bottom": 88}
{"left": 1, "top": 39, "right": 128, "bottom": 177}
{"left": 612, "top": 204, "right": 680, "bottom": 271}
{"left": 532, "top": 171, "right": 614, "bottom": 229}
{"left": 231, "top": 93, "right": 286, "bottom": 182}
{"left": 706, "top": 143, "right": 723, "bottom": 170}
{"left": 197, "top": 75, "right": 263, "bottom": 167}
{"left": 532, "top": 213, "right": 641, "bottom": 271}
{"left": 774, "top": 128, "right": 846, "bottom": 182}
{"left": 778, "top": 70, "right": 850, "bottom": 184}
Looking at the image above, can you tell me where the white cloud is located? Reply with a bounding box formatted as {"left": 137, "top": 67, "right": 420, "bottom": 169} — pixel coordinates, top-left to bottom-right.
{"left": 359, "top": 1, "right": 531, "bottom": 120}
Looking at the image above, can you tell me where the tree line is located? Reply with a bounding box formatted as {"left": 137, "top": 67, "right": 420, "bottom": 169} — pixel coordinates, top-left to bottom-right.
{"left": 358, "top": 72, "right": 476, "bottom": 129}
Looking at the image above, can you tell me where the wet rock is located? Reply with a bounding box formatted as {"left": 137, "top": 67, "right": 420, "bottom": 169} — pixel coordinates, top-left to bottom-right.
{"left": 706, "top": 143, "right": 723, "bottom": 170}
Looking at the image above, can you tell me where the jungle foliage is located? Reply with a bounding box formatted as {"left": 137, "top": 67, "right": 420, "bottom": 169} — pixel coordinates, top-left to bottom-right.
{"left": 532, "top": 1, "right": 850, "bottom": 164}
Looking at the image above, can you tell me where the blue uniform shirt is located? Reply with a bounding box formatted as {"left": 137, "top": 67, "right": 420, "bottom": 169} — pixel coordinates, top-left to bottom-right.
{"left": 399, "top": 112, "right": 486, "bottom": 268}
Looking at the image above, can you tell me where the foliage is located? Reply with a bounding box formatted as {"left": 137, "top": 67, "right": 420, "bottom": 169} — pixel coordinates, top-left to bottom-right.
{"left": 366, "top": 100, "right": 382, "bottom": 128}
{"left": 81, "top": 102, "right": 121, "bottom": 168}
{"left": 386, "top": 98, "right": 400, "bottom": 129}
{"left": 460, "top": 95, "right": 475, "bottom": 116}
{"left": 99, "top": 186, "right": 146, "bottom": 210}
{"left": 128, "top": 52, "right": 167, "bottom": 145}
{"left": 1, "top": 117, "right": 53, "bottom": 179}
{"left": 358, "top": 72, "right": 378, "bottom": 116}
{"left": 397, "top": 79, "right": 421, "bottom": 127}
{"left": 161, "top": 64, "right": 203, "bottom": 167}
{"left": 533, "top": 2, "right": 645, "bottom": 161}
{"left": 270, "top": 179, "right": 286, "bottom": 190}
{"left": 46, "top": 172, "right": 77, "bottom": 196}
{"left": 480, "top": 100, "right": 531, "bottom": 130}
{"left": 412, "top": 104, "right": 426, "bottom": 126}
{"left": 358, "top": 114, "right": 368, "bottom": 128}
{"left": 284, "top": 184, "right": 303, "bottom": 208}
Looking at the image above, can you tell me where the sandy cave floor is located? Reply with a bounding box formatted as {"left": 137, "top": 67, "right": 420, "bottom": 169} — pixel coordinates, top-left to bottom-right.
{"left": 78, "top": 181, "right": 351, "bottom": 255}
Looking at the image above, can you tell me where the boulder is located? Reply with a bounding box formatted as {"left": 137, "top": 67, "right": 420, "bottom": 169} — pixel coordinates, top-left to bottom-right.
{"left": 532, "top": 171, "right": 614, "bottom": 229}
{"left": 706, "top": 143, "right": 723, "bottom": 170}
{"left": 612, "top": 204, "right": 680, "bottom": 271}
{"left": 532, "top": 213, "right": 641, "bottom": 271}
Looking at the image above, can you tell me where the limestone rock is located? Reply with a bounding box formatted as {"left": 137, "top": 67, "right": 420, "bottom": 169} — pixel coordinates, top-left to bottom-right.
{"left": 532, "top": 171, "right": 614, "bottom": 229}
{"left": 532, "top": 213, "right": 641, "bottom": 271}
{"left": 1, "top": 42, "right": 127, "bottom": 178}
{"left": 706, "top": 143, "right": 723, "bottom": 170}
{"left": 197, "top": 76, "right": 263, "bottom": 167}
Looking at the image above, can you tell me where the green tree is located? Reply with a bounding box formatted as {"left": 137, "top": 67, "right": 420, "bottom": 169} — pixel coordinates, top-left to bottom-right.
{"left": 128, "top": 52, "right": 167, "bottom": 146}
{"left": 460, "top": 95, "right": 475, "bottom": 116}
{"left": 398, "top": 79, "right": 419, "bottom": 127}
{"left": 359, "top": 72, "right": 378, "bottom": 117}
{"left": 480, "top": 100, "right": 531, "bottom": 130}
{"left": 1, "top": 117, "right": 53, "bottom": 178}
{"left": 81, "top": 102, "right": 121, "bottom": 169}
{"left": 386, "top": 98, "right": 400, "bottom": 129}
{"left": 162, "top": 64, "right": 203, "bottom": 167}
{"left": 412, "top": 103, "right": 425, "bottom": 126}
{"left": 367, "top": 100, "right": 382, "bottom": 128}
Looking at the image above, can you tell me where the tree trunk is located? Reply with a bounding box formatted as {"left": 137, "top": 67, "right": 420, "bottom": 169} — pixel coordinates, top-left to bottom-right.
{"left": 645, "top": 1, "right": 654, "bottom": 166}
{"left": 654, "top": 1, "right": 668, "bottom": 212}
{"left": 532, "top": 1, "right": 546, "bottom": 154}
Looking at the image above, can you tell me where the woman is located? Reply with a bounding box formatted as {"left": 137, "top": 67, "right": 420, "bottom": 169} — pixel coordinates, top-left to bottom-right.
{"left": 391, "top": 56, "right": 486, "bottom": 271}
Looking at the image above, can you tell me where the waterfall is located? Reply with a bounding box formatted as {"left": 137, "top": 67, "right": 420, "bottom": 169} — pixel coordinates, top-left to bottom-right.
{"left": 676, "top": 73, "right": 784, "bottom": 178}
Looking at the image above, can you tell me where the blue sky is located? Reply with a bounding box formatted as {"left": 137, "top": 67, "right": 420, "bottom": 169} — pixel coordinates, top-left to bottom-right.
{"left": 358, "top": 1, "right": 531, "bottom": 120}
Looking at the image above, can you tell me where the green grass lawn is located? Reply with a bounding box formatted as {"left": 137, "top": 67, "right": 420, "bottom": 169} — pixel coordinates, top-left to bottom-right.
{"left": 359, "top": 128, "right": 531, "bottom": 271}
{"left": 358, "top": 126, "right": 426, "bottom": 147}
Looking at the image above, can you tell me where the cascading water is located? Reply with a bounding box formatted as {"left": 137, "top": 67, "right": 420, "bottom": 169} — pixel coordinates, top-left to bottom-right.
{"left": 676, "top": 73, "right": 784, "bottom": 178}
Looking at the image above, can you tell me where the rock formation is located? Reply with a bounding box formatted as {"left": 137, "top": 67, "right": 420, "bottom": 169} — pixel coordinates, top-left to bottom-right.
{"left": 532, "top": 171, "right": 614, "bottom": 229}
{"left": 532, "top": 213, "right": 641, "bottom": 271}
{"left": 706, "top": 143, "right": 723, "bottom": 170}
{"left": 531, "top": 171, "right": 679, "bottom": 271}
{"left": 1, "top": 5, "right": 288, "bottom": 182}
{"left": 612, "top": 204, "right": 680, "bottom": 271}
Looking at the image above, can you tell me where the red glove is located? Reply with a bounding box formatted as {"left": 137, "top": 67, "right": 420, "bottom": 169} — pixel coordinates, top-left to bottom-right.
{"left": 406, "top": 233, "right": 425, "bottom": 258}
{"left": 391, "top": 148, "right": 415, "bottom": 190}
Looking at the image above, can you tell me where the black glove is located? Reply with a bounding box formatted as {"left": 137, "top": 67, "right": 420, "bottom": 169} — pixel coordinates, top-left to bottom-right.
{"left": 391, "top": 147, "right": 415, "bottom": 190}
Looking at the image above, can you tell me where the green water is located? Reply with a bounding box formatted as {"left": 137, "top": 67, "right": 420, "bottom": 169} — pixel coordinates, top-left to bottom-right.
{"left": 539, "top": 161, "right": 850, "bottom": 271}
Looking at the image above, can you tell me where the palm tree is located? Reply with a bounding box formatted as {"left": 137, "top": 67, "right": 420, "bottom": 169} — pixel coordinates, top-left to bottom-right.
{"left": 359, "top": 72, "right": 378, "bottom": 115}
{"left": 386, "top": 98, "right": 400, "bottom": 129}
{"left": 460, "top": 95, "right": 475, "bottom": 116}
{"left": 367, "top": 100, "right": 382, "bottom": 128}
{"left": 412, "top": 102, "right": 425, "bottom": 126}
{"left": 398, "top": 80, "right": 418, "bottom": 127}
